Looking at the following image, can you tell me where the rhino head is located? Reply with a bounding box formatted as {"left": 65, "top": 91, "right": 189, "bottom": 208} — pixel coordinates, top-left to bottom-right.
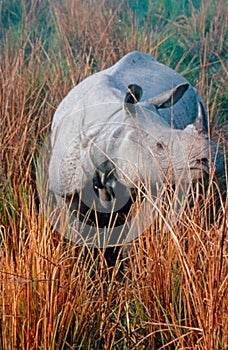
{"left": 91, "top": 83, "right": 213, "bottom": 207}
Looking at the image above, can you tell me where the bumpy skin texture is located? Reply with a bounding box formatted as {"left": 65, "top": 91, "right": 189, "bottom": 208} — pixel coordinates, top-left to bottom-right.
{"left": 48, "top": 51, "right": 221, "bottom": 246}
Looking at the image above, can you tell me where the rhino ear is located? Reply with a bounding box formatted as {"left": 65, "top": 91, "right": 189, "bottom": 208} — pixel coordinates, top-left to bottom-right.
{"left": 194, "top": 101, "right": 208, "bottom": 134}
{"left": 149, "top": 82, "right": 189, "bottom": 108}
{"left": 125, "top": 84, "right": 143, "bottom": 105}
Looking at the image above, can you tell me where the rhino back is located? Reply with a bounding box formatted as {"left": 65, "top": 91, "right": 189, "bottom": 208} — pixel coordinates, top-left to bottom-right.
{"left": 106, "top": 51, "right": 199, "bottom": 128}
{"left": 52, "top": 52, "right": 200, "bottom": 134}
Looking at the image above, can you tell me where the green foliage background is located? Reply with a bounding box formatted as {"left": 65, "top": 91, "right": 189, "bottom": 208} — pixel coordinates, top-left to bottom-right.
{"left": 1, "top": 0, "right": 227, "bottom": 121}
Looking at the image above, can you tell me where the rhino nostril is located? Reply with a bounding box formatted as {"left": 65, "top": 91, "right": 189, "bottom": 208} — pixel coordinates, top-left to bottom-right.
{"left": 199, "top": 158, "right": 208, "bottom": 165}
{"left": 195, "top": 158, "right": 209, "bottom": 172}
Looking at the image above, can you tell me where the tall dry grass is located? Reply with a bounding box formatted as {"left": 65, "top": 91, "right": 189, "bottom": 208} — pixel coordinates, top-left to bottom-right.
{"left": 0, "top": 0, "right": 227, "bottom": 349}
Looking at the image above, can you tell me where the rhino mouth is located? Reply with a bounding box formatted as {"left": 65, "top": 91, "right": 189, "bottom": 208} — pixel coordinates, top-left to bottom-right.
{"left": 190, "top": 166, "right": 209, "bottom": 175}
{"left": 189, "top": 158, "right": 210, "bottom": 175}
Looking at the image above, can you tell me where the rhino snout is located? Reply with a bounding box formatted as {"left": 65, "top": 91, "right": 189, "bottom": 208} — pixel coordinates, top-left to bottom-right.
{"left": 192, "top": 157, "right": 209, "bottom": 171}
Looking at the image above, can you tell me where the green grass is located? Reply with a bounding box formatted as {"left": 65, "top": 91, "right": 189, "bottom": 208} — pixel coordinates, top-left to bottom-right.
{"left": 0, "top": 0, "right": 227, "bottom": 349}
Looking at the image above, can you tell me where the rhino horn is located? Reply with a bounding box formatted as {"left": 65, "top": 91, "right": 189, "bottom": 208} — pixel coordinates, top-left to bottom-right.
{"left": 194, "top": 101, "right": 208, "bottom": 134}
{"left": 149, "top": 82, "right": 189, "bottom": 108}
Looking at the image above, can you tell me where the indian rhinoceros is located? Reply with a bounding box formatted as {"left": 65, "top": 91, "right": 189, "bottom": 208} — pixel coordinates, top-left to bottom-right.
{"left": 48, "top": 51, "right": 221, "bottom": 247}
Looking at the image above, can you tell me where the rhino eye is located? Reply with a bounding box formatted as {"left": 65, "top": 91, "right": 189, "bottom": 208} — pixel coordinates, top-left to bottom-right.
{"left": 156, "top": 141, "right": 165, "bottom": 151}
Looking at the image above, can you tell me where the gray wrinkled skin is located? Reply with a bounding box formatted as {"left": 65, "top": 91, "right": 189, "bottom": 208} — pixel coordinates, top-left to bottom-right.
{"left": 48, "top": 51, "right": 222, "bottom": 247}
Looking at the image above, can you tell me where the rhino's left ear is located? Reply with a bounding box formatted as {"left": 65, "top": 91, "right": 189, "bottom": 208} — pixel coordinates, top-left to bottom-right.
{"left": 149, "top": 82, "right": 189, "bottom": 108}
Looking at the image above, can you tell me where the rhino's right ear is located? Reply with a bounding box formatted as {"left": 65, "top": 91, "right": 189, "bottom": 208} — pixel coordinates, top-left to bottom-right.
{"left": 124, "top": 84, "right": 143, "bottom": 105}
{"left": 124, "top": 84, "right": 143, "bottom": 115}
{"left": 149, "top": 82, "right": 189, "bottom": 108}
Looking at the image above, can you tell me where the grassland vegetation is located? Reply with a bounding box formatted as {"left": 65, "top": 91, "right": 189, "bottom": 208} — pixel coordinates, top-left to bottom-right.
{"left": 0, "top": 0, "right": 227, "bottom": 349}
